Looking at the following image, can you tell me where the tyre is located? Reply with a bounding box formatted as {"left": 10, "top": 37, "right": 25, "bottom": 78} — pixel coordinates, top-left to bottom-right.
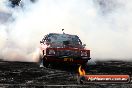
{"left": 81, "top": 63, "right": 88, "bottom": 70}
{"left": 43, "top": 57, "right": 50, "bottom": 68}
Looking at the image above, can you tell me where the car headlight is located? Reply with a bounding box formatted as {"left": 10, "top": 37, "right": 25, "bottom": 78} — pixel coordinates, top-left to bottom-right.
{"left": 81, "top": 51, "right": 87, "bottom": 56}
{"left": 49, "top": 49, "right": 55, "bottom": 55}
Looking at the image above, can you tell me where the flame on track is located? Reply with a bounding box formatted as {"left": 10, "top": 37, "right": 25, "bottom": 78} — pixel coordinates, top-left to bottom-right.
{"left": 78, "top": 65, "right": 86, "bottom": 76}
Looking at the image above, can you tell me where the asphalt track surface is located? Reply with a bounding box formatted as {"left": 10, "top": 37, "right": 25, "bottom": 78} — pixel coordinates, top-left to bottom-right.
{"left": 0, "top": 60, "right": 132, "bottom": 88}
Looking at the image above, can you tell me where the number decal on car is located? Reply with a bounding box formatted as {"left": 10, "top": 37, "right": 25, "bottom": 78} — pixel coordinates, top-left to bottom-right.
{"left": 64, "top": 58, "right": 73, "bottom": 62}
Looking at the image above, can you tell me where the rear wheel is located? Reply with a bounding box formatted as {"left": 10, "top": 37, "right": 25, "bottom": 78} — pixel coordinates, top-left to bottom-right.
{"left": 81, "top": 62, "right": 88, "bottom": 70}
{"left": 43, "top": 57, "right": 50, "bottom": 68}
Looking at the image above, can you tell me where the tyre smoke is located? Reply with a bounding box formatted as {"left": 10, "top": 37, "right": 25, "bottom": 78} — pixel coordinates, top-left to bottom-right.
{"left": 0, "top": 0, "right": 132, "bottom": 61}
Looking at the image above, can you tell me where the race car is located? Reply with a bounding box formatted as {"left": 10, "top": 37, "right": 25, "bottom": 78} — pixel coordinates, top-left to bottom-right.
{"left": 39, "top": 32, "right": 91, "bottom": 68}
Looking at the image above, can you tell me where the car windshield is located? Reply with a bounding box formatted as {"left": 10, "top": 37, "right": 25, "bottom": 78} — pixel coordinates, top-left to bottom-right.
{"left": 42, "top": 33, "right": 82, "bottom": 48}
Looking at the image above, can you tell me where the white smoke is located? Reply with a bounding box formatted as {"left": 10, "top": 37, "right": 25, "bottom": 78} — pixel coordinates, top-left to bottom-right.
{"left": 0, "top": 0, "right": 132, "bottom": 61}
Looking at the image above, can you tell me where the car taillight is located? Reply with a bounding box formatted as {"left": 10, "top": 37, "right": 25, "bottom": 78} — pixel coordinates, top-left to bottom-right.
{"left": 81, "top": 51, "right": 88, "bottom": 56}
{"left": 48, "top": 49, "right": 55, "bottom": 55}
